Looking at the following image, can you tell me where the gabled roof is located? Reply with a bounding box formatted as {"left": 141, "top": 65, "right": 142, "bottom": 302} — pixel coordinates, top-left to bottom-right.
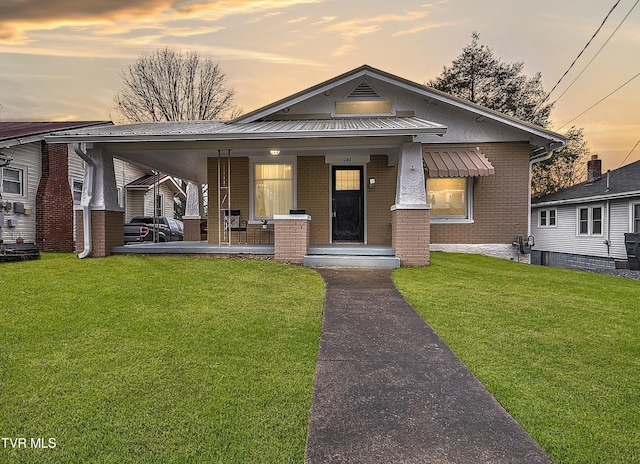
{"left": 233, "top": 64, "right": 566, "bottom": 154}
{"left": 533, "top": 159, "right": 640, "bottom": 206}
{"left": 0, "top": 121, "right": 112, "bottom": 148}
{"left": 127, "top": 173, "right": 186, "bottom": 197}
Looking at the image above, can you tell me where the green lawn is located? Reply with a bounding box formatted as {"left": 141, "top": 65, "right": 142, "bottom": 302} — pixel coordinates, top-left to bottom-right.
{"left": 0, "top": 254, "right": 325, "bottom": 463}
{"left": 3, "top": 252, "right": 639, "bottom": 463}
{"left": 393, "top": 252, "right": 640, "bottom": 464}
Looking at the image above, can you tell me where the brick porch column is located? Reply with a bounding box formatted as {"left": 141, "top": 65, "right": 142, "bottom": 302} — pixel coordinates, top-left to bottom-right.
{"left": 183, "top": 181, "right": 203, "bottom": 241}
{"left": 273, "top": 214, "right": 311, "bottom": 264}
{"left": 75, "top": 209, "right": 124, "bottom": 257}
{"left": 391, "top": 205, "right": 431, "bottom": 266}
{"left": 392, "top": 142, "right": 431, "bottom": 266}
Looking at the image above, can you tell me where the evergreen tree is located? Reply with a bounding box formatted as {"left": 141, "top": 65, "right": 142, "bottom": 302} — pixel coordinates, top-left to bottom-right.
{"left": 429, "top": 32, "right": 589, "bottom": 195}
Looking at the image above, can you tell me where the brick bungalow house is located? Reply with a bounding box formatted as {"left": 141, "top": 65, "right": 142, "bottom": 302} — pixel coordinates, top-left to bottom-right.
{"left": 48, "top": 65, "right": 566, "bottom": 266}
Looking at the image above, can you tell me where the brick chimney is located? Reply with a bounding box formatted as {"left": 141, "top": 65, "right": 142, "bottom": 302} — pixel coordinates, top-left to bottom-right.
{"left": 587, "top": 155, "right": 602, "bottom": 183}
{"left": 36, "top": 142, "right": 74, "bottom": 252}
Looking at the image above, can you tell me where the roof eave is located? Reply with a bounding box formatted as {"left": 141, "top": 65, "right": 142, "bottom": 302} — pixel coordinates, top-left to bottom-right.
{"left": 533, "top": 189, "right": 640, "bottom": 207}
{"left": 48, "top": 127, "right": 447, "bottom": 144}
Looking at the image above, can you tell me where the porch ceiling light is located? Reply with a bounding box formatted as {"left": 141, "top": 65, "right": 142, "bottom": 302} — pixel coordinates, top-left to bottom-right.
{"left": 270, "top": 149, "right": 280, "bottom": 156}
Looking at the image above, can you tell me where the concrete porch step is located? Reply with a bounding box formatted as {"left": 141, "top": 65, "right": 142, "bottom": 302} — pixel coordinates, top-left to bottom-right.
{"left": 304, "top": 245, "right": 400, "bottom": 268}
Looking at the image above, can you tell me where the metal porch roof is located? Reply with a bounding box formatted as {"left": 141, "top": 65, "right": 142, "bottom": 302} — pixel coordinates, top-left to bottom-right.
{"left": 46, "top": 117, "right": 446, "bottom": 142}
{"left": 423, "top": 149, "right": 495, "bottom": 177}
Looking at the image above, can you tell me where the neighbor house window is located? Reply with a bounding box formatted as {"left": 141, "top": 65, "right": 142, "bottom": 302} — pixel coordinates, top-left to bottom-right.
{"left": 253, "top": 162, "right": 294, "bottom": 218}
{"left": 72, "top": 180, "right": 83, "bottom": 202}
{"left": 632, "top": 203, "right": 640, "bottom": 233}
{"left": 2, "top": 167, "right": 23, "bottom": 195}
{"left": 539, "top": 208, "right": 557, "bottom": 227}
{"left": 426, "top": 177, "right": 471, "bottom": 221}
{"left": 155, "top": 194, "right": 163, "bottom": 217}
{"left": 577, "top": 205, "right": 603, "bottom": 235}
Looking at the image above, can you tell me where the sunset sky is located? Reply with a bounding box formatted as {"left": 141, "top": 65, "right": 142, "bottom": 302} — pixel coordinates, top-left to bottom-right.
{"left": 1, "top": 0, "right": 639, "bottom": 170}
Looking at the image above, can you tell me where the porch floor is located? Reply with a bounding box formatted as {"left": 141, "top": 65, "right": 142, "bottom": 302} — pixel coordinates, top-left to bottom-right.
{"left": 110, "top": 242, "right": 399, "bottom": 268}
{"left": 111, "top": 241, "right": 274, "bottom": 256}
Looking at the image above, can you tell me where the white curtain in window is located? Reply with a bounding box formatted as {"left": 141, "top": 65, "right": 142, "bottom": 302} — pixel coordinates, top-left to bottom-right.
{"left": 255, "top": 164, "right": 292, "bottom": 217}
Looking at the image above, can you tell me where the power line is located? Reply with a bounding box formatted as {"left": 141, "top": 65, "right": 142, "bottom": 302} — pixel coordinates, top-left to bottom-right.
{"left": 550, "top": 0, "right": 640, "bottom": 106}
{"left": 618, "top": 139, "right": 640, "bottom": 168}
{"left": 543, "top": 0, "right": 621, "bottom": 103}
{"left": 556, "top": 71, "right": 640, "bottom": 130}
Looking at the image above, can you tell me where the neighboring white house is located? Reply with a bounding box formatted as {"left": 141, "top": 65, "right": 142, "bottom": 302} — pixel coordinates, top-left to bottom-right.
{"left": 118, "top": 166, "right": 186, "bottom": 222}
{"left": 1, "top": 122, "right": 110, "bottom": 250}
{"left": 531, "top": 155, "right": 640, "bottom": 270}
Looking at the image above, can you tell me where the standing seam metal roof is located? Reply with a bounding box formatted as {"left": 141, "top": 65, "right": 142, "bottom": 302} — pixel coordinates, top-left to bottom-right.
{"left": 46, "top": 117, "right": 446, "bottom": 141}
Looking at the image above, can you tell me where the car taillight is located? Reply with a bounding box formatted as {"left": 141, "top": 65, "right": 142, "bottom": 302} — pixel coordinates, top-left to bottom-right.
{"left": 140, "top": 226, "right": 149, "bottom": 237}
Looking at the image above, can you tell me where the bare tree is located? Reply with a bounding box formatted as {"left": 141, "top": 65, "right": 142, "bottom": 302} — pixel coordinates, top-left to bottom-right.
{"left": 113, "top": 48, "right": 237, "bottom": 123}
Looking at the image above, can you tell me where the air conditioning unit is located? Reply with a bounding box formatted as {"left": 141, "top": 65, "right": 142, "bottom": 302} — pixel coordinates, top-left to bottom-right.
{"left": 13, "top": 202, "right": 25, "bottom": 214}
{"left": 8, "top": 218, "right": 19, "bottom": 227}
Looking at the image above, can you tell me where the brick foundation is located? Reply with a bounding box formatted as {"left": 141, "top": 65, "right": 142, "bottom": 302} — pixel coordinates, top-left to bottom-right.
{"left": 274, "top": 215, "right": 310, "bottom": 264}
{"left": 36, "top": 142, "right": 74, "bottom": 251}
{"left": 75, "top": 209, "right": 124, "bottom": 257}
{"left": 391, "top": 206, "right": 430, "bottom": 267}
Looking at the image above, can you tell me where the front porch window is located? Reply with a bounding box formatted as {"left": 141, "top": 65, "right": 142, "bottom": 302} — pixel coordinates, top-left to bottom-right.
{"left": 253, "top": 162, "right": 293, "bottom": 218}
{"left": 426, "top": 177, "right": 472, "bottom": 221}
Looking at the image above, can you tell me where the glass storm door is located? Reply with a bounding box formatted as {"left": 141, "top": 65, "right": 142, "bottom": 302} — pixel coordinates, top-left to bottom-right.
{"left": 332, "top": 166, "right": 364, "bottom": 242}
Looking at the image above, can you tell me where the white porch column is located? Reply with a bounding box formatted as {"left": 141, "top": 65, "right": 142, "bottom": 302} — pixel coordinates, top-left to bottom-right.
{"left": 395, "top": 142, "right": 427, "bottom": 205}
{"left": 183, "top": 181, "right": 203, "bottom": 241}
{"left": 75, "top": 146, "right": 124, "bottom": 257}
{"left": 392, "top": 142, "right": 431, "bottom": 266}
{"left": 86, "top": 146, "right": 120, "bottom": 210}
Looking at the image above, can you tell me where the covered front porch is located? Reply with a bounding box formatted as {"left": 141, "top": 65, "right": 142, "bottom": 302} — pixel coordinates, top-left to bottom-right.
{"left": 52, "top": 118, "right": 443, "bottom": 267}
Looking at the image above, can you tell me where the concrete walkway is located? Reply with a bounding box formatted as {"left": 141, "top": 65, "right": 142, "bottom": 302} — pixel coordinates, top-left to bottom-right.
{"left": 305, "top": 269, "right": 553, "bottom": 464}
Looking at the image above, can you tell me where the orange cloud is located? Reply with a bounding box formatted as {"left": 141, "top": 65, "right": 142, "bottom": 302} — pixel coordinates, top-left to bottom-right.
{"left": 0, "top": 0, "right": 322, "bottom": 45}
{"left": 326, "top": 10, "right": 428, "bottom": 55}
{"left": 392, "top": 21, "right": 457, "bottom": 36}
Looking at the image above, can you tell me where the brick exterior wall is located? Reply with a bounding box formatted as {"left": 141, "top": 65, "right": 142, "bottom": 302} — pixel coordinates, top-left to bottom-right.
{"left": 36, "top": 142, "right": 74, "bottom": 251}
{"left": 429, "top": 142, "right": 530, "bottom": 244}
{"left": 367, "top": 155, "right": 397, "bottom": 244}
{"left": 392, "top": 207, "right": 430, "bottom": 266}
{"left": 207, "top": 156, "right": 251, "bottom": 244}
{"left": 297, "top": 156, "right": 329, "bottom": 244}
{"left": 274, "top": 216, "right": 310, "bottom": 264}
{"left": 75, "top": 209, "right": 124, "bottom": 257}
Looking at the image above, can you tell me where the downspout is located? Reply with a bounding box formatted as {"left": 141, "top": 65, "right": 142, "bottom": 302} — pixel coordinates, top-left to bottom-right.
{"left": 529, "top": 150, "right": 555, "bottom": 239}
{"left": 73, "top": 143, "right": 95, "bottom": 259}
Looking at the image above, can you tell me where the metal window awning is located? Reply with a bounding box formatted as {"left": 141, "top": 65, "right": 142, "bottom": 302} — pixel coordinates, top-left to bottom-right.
{"left": 423, "top": 149, "right": 495, "bottom": 177}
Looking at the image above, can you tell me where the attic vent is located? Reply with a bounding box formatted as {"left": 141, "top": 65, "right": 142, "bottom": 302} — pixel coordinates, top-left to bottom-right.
{"left": 348, "top": 81, "right": 381, "bottom": 99}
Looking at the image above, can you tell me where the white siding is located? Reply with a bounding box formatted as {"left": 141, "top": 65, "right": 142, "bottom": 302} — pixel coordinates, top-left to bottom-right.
{"left": 532, "top": 198, "right": 640, "bottom": 260}
{"left": 609, "top": 199, "right": 634, "bottom": 259}
{"left": 114, "top": 158, "right": 147, "bottom": 221}
{"left": 1, "top": 142, "right": 41, "bottom": 244}
{"left": 126, "top": 191, "right": 145, "bottom": 221}
{"left": 68, "top": 146, "right": 85, "bottom": 242}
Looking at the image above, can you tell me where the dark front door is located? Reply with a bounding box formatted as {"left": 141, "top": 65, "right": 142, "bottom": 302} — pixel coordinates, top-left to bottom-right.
{"left": 332, "top": 166, "right": 364, "bottom": 242}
